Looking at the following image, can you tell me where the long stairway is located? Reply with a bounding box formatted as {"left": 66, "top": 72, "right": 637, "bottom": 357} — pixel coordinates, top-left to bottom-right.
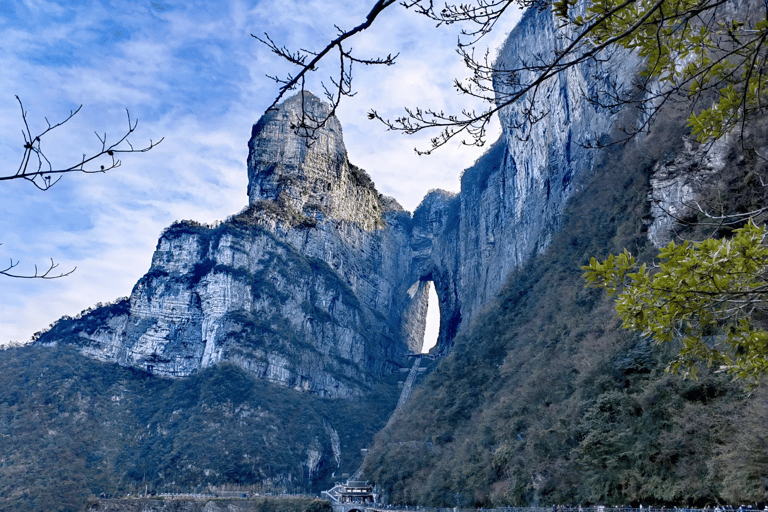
{"left": 391, "top": 357, "right": 421, "bottom": 420}
{"left": 348, "top": 357, "right": 421, "bottom": 482}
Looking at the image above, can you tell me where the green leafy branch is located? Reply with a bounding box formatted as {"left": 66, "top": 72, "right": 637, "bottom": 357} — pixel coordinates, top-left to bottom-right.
{"left": 584, "top": 221, "right": 768, "bottom": 384}
{"left": 555, "top": 0, "right": 768, "bottom": 144}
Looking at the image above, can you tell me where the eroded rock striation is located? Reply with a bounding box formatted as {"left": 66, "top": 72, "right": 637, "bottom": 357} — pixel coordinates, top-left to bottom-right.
{"left": 35, "top": 8, "right": 648, "bottom": 393}
{"left": 20, "top": 1, "right": 765, "bottom": 503}
{"left": 407, "top": 6, "right": 644, "bottom": 338}
{"left": 37, "top": 93, "right": 427, "bottom": 400}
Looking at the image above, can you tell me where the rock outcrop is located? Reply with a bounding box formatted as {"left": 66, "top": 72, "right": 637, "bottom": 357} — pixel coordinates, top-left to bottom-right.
{"left": 35, "top": 7, "right": 649, "bottom": 388}
{"left": 406, "top": 6, "right": 643, "bottom": 340}
{"left": 19, "top": 0, "right": 768, "bottom": 503}
{"left": 647, "top": 125, "right": 768, "bottom": 247}
{"left": 36, "top": 93, "right": 427, "bottom": 400}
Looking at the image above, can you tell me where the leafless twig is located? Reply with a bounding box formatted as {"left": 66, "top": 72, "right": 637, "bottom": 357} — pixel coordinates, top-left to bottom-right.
{"left": 4, "top": 95, "right": 163, "bottom": 191}
{"left": 258, "top": 0, "right": 768, "bottom": 155}
{"left": 0, "top": 244, "right": 75, "bottom": 279}
{"left": 1, "top": 96, "right": 161, "bottom": 279}
{"left": 253, "top": 0, "right": 399, "bottom": 142}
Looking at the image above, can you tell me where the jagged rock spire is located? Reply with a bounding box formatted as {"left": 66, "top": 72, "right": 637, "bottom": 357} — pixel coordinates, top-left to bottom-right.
{"left": 247, "top": 92, "right": 351, "bottom": 218}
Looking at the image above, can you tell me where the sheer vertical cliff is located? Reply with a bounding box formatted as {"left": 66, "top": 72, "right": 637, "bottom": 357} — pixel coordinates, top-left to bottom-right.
{"left": 35, "top": 93, "right": 427, "bottom": 400}
{"left": 362, "top": 4, "right": 768, "bottom": 508}
{"left": 23, "top": 92, "right": 432, "bottom": 500}
{"left": 31, "top": 8, "right": 644, "bottom": 385}
{"left": 409, "top": 6, "right": 643, "bottom": 346}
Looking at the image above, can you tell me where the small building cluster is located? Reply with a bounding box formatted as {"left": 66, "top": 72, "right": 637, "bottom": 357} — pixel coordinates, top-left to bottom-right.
{"left": 339, "top": 481, "right": 375, "bottom": 505}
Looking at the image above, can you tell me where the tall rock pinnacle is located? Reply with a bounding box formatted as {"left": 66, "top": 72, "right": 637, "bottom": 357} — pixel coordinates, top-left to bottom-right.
{"left": 247, "top": 92, "right": 379, "bottom": 227}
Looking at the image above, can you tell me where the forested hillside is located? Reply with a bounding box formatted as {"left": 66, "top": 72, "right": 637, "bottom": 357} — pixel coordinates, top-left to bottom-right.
{"left": 0, "top": 345, "right": 398, "bottom": 512}
{"left": 363, "top": 114, "right": 768, "bottom": 507}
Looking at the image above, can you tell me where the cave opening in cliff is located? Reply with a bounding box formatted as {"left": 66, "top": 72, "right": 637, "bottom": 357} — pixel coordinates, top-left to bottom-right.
{"left": 422, "top": 281, "right": 440, "bottom": 353}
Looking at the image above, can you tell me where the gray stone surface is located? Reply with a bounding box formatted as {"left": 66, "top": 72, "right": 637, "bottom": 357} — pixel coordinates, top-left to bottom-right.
{"left": 39, "top": 93, "right": 424, "bottom": 399}
{"left": 36, "top": 7, "right": 650, "bottom": 390}
{"left": 30, "top": 3, "right": 753, "bottom": 495}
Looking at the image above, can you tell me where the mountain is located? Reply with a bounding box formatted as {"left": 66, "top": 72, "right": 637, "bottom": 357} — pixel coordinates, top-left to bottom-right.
{"left": 34, "top": 93, "right": 421, "bottom": 399}
{"left": 2, "top": 1, "right": 768, "bottom": 510}
{"left": 1, "top": 93, "right": 415, "bottom": 511}
{"left": 361, "top": 5, "right": 768, "bottom": 507}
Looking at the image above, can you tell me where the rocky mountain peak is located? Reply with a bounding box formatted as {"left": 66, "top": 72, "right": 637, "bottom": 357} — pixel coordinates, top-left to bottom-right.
{"left": 246, "top": 92, "right": 382, "bottom": 228}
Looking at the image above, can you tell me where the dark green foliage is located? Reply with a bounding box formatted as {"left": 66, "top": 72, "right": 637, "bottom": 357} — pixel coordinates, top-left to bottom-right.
{"left": 0, "top": 345, "right": 399, "bottom": 512}
{"left": 162, "top": 219, "right": 211, "bottom": 238}
{"left": 460, "top": 138, "right": 507, "bottom": 194}
{"left": 32, "top": 297, "right": 132, "bottom": 345}
{"left": 364, "top": 115, "right": 768, "bottom": 507}
{"left": 91, "top": 496, "right": 322, "bottom": 512}
{"left": 190, "top": 258, "right": 216, "bottom": 285}
{"left": 162, "top": 214, "right": 271, "bottom": 255}
{"left": 348, "top": 163, "right": 376, "bottom": 191}
{"left": 231, "top": 201, "right": 318, "bottom": 229}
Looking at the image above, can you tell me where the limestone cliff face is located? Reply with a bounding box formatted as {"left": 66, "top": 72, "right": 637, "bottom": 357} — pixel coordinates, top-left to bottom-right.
{"left": 458, "top": 8, "right": 639, "bottom": 322}
{"left": 37, "top": 6, "right": 655, "bottom": 378}
{"left": 36, "top": 92, "right": 426, "bottom": 400}
{"left": 647, "top": 136, "right": 730, "bottom": 246}
{"left": 409, "top": 7, "right": 643, "bottom": 341}
{"left": 646, "top": 126, "right": 768, "bottom": 247}
{"left": 20, "top": 0, "right": 768, "bottom": 501}
{"left": 247, "top": 94, "right": 381, "bottom": 229}
{"left": 35, "top": 4, "right": 675, "bottom": 389}
{"left": 408, "top": 3, "right": 762, "bottom": 353}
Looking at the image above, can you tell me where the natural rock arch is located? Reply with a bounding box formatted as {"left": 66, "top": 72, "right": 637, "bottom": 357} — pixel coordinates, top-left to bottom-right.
{"left": 406, "top": 190, "right": 463, "bottom": 355}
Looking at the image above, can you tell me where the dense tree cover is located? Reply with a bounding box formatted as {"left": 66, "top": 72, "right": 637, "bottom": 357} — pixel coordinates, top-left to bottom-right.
{"left": 363, "top": 112, "right": 768, "bottom": 507}
{"left": 89, "top": 496, "right": 326, "bottom": 512}
{"left": 0, "top": 345, "right": 398, "bottom": 512}
{"left": 582, "top": 112, "right": 768, "bottom": 383}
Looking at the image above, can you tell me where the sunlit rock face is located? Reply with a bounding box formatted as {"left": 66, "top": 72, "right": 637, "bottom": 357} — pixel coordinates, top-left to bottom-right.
{"left": 36, "top": 92, "right": 425, "bottom": 399}
{"left": 52, "top": 1, "right": 658, "bottom": 382}
{"left": 646, "top": 137, "right": 729, "bottom": 246}
{"left": 408, "top": 7, "right": 644, "bottom": 336}
{"left": 247, "top": 93, "right": 378, "bottom": 227}
{"left": 23, "top": 2, "right": 768, "bottom": 500}
{"left": 35, "top": 5, "right": 666, "bottom": 393}
{"left": 458, "top": 8, "right": 636, "bottom": 321}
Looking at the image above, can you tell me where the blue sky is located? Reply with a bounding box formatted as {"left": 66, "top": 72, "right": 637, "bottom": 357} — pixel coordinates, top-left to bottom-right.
{"left": 0, "top": 0, "right": 520, "bottom": 346}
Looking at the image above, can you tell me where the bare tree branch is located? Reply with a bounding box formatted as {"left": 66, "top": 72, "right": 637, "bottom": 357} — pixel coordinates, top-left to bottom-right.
{"left": 0, "top": 244, "right": 74, "bottom": 280}
{"left": 258, "top": 0, "right": 768, "bottom": 156}
{"left": 402, "top": 0, "right": 524, "bottom": 47}
{"left": 4, "top": 96, "right": 163, "bottom": 191}
{"left": 2, "top": 96, "right": 162, "bottom": 278}
{"left": 372, "top": 0, "right": 673, "bottom": 153}
{"left": 252, "top": 0, "right": 400, "bottom": 142}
